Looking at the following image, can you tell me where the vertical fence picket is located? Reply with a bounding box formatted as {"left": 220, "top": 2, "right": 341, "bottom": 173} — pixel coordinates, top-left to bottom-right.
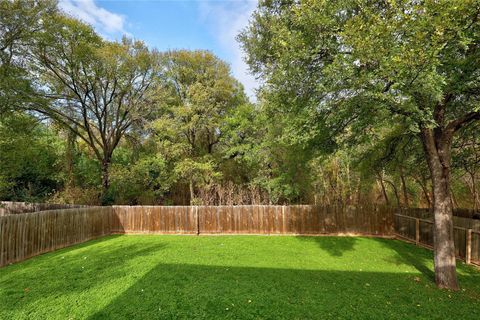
{"left": 466, "top": 229, "right": 472, "bottom": 265}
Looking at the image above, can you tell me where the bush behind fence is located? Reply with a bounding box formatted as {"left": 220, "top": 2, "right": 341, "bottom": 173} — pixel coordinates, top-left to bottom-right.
{"left": 0, "top": 201, "right": 87, "bottom": 216}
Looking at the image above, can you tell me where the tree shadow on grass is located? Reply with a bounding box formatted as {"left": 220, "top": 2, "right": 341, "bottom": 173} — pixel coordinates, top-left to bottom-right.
{"left": 373, "top": 238, "right": 435, "bottom": 281}
{"left": 376, "top": 238, "right": 480, "bottom": 284}
{"left": 2, "top": 236, "right": 480, "bottom": 319}
{"left": 296, "top": 236, "right": 357, "bottom": 257}
{"left": 375, "top": 239, "right": 435, "bottom": 281}
{"left": 87, "top": 262, "right": 480, "bottom": 320}
{"left": 0, "top": 235, "right": 168, "bottom": 315}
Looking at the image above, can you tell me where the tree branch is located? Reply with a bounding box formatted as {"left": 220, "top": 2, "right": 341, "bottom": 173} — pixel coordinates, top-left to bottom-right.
{"left": 446, "top": 111, "right": 480, "bottom": 134}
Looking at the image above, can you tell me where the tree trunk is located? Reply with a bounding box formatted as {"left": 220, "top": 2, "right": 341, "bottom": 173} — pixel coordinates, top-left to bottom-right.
{"left": 65, "top": 129, "right": 76, "bottom": 188}
{"left": 189, "top": 179, "right": 195, "bottom": 205}
{"left": 101, "top": 159, "right": 111, "bottom": 204}
{"left": 450, "top": 187, "right": 458, "bottom": 210}
{"left": 421, "top": 128, "right": 459, "bottom": 290}
{"left": 376, "top": 172, "right": 390, "bottom": 206}
{"left": 415, "top": 177, "right": 431, "bottom": 208}
{"left": 430, "top": 164, "right": 458, "bottom": 290}
{"left": 356, "top": 177, "right": 362, "bottom": 205}
{"left": 399, "top": 167, "right": 409, "bottom": 207}
{"left": 467, "top": 171, "right": 479, "bottom": 211}
{"left": 385, "top": 179, "right": 401, "bottom": 207}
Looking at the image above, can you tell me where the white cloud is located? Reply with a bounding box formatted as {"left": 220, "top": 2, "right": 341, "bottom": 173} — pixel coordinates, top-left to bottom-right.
{"left": 59, "top": 0, "right": 127, "bottom": 38}
{"left": 198, "top": 1, "right": 259, "bottom": 101}
{"left": 58, "top": 0, "right": 259, "bottom": 99}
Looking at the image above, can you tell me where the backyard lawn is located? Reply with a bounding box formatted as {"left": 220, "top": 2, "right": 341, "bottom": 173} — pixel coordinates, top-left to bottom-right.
{"left": 0, "top": 235, "right": 479, "bottom": 319}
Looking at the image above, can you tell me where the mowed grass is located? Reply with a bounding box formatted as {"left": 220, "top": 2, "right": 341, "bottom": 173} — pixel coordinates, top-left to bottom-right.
{"left": 0, "top": 235, "right": 479, "bottom": 319}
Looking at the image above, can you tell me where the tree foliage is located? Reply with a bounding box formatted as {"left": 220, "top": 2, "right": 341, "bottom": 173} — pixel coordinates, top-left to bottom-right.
{"left": 0, "top": 0, "right": 56, "bottom": 115}
{"left": 151, "top": 50, "right": 247, "bottom": 203}
{"left": 239, "top": 0, "right": 480, "bottom": 290}
{"left": 30, "top": 15, "right": 160, "bottom": 202}
{"left": 0, "top": 113, "right": 62, "bottom": 201}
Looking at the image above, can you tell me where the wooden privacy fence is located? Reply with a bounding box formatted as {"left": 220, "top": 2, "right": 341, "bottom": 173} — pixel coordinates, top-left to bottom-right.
{"left": 112, "top": 205, "right": 395, "bottom": 234}
{"left": 0, "top": 205, "right": 395, "bottom": 267}
{"left": 0, "top": 207, "right": 113, "bottom": 267}
{"left": 2, "top": 204, "right": 479, "bottom": 268}
{"left": 394, "top": 213, "right": 480, "bottom": 266}
{"left": 397, "top": 208, "right": 480, "bottom": 230}
{"left": 111, "top": 206, "right": 197, "bottom": 234}
{"left": 112, "top": 205, "right": 395, "bottom": 235}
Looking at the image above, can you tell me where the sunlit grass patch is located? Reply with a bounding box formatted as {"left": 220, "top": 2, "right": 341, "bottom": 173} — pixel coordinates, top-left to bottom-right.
{"left": 0, "top": 235, "right": 479, "bottom": 319}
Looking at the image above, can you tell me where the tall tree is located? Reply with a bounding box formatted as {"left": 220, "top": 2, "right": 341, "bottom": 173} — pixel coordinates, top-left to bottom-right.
{"left": 240, "top": 0, "right": 480, "bottom": 289}
{"left": 32, "top": 15, "right": 159, "bottom": 202}
{"left": 153, "top": 50, "right": 246, "bottom": 203}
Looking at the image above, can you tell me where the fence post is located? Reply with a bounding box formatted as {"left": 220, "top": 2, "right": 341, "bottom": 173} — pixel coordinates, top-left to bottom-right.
{"left": 466, "top": 229, "right": 472, "bottom": 265}
{"left": 415, "top": 218, "right": 420, "bottom": 245}
{"left": 195, "top": 206, "right": 200, "bottom": 236}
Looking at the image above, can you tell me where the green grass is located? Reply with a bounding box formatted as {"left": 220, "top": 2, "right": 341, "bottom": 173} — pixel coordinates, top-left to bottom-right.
{"left": 0, "top": 235, "right": 479, "bottom": 319}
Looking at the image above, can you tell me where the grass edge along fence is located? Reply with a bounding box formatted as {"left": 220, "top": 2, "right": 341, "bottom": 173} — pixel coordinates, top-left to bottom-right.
{"left": 1, "top": 205, "right": 394, "bottom": 267}
{"left": 1, "top": 205, "right": 479, "bottom": 268}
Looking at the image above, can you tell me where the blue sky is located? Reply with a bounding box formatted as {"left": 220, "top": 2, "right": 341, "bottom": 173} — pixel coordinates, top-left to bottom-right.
{"left": 59, "top": 0, "right": 258, "bottom": 99}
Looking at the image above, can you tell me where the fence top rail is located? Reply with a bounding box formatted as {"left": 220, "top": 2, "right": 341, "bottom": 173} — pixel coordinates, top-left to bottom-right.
{"left": 0, "top": 206, "right": 108, "bottom": 218}
{"left": 112, "top": 205, "right": 288, "bottom": 208}
{"left": 111, "top": 204, "right": 394, "bottom": 208}
{"left": 395, "top": 213, "right": 474, "bottom": 232}
{"left": 395, "top": 213, "right": 433, "bottom": 224}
